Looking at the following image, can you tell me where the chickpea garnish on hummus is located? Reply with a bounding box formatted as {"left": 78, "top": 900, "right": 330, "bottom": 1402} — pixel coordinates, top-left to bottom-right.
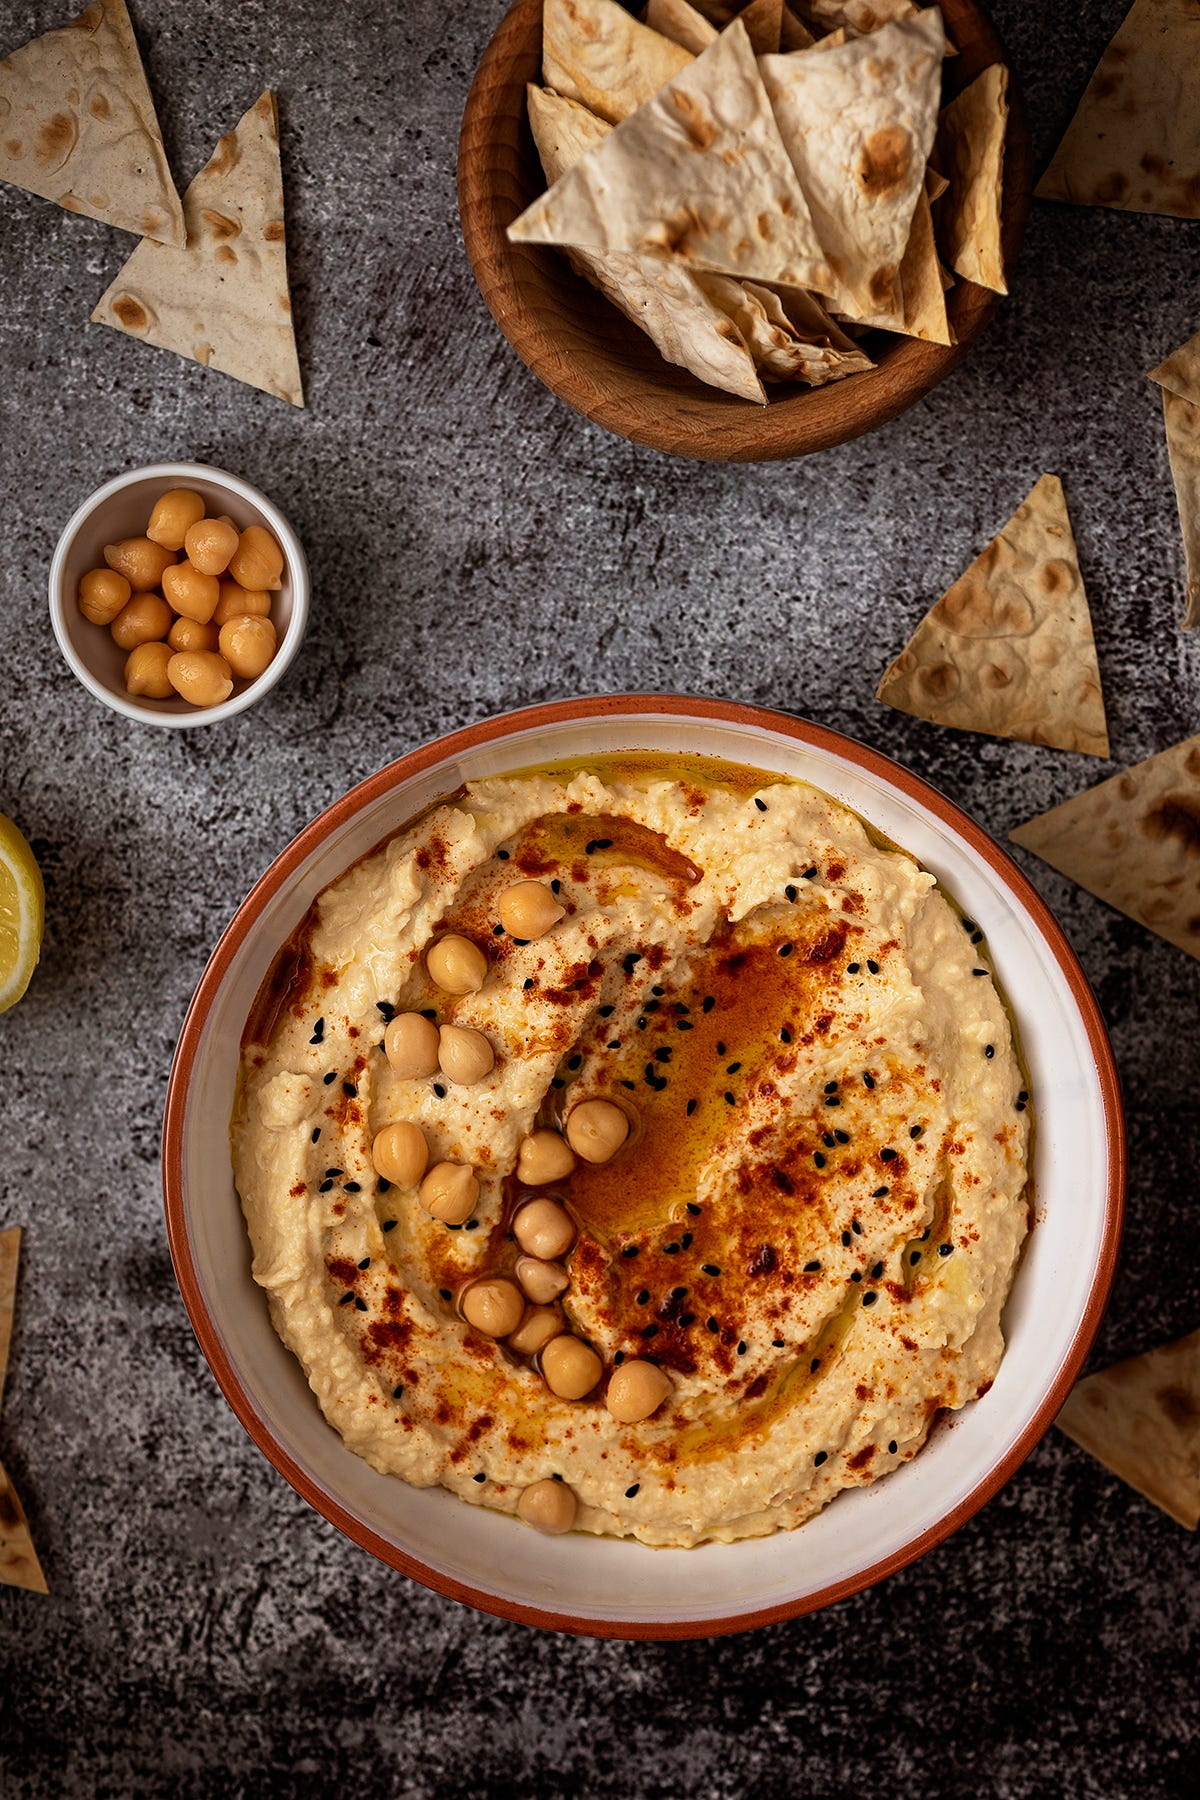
{"left": 232, "top": 753, "right": 1031, "bottom": 1547}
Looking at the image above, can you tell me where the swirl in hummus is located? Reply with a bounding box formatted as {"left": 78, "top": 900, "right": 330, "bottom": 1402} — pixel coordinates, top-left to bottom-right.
{"left": 232, "top": 753, "right": 1031, "bottom": 1547}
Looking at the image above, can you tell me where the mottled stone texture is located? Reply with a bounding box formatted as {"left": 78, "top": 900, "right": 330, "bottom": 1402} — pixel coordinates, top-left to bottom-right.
{"left": 0, "top": 1, "right": 1197, "bottom": 1794}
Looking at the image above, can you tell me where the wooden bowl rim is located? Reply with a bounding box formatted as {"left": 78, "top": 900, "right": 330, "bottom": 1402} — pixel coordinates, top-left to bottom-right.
{"left": 457, "top": 0, "right": 1032, "bottom": 462}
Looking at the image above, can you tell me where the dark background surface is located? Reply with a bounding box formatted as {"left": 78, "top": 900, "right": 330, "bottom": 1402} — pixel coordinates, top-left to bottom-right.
{"left": 0, "top": 1, "right": 1197, "bottom": 1793}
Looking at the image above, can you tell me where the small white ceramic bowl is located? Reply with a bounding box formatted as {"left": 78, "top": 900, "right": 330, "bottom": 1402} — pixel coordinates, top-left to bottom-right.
{"left": 163, "top": 697, "right": 1125, "bottom": 1637}
{"left": 49, "top": 461, "right": 309, "bottom": 728}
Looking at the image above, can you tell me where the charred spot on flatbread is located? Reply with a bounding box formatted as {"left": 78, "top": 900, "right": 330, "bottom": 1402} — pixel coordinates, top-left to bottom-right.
{"left": 110, "top": 291, "right": 151, "bottom": 330}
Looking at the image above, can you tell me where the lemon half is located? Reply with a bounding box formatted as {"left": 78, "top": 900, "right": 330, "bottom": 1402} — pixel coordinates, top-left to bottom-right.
{"left": 0, "top": 812, "right": 45, "bottom": 1015}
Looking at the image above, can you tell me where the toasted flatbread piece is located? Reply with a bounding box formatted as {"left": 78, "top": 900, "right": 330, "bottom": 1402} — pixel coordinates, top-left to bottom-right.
{"left": 544, "top": 0, "right": 693, "bottom": 124}
{"left": 1159, "top": 392, "right": 1200, "bottom": 628}
{"left": 878, "top": 475, "right": 1109, "bottom": 757}
{"left": 933, "top": 63, "right": 1008, "bottom": 293}
{"left": 0, "top": 1227, "right": 19, "bottom": 1408}
{"left": 646, "top": 0, "right": 718, "bottom": 53}
{"left": 705, "top": 277, "right": 875, "bottom": 382}
{"left": 527, "top": 84, "right": 765, "bottom": 400}
{"left": 511, "top": 22, "right": 832, "bottom": 290}
{"left": 92, "top": 91, "right": 302, "bottom": 406}
{"left": 1057, "top": 1329, "right": 1200, "bottom": 1529}
{"left": 0, "top": 0, "right": 183, "bottom": 244}
{"left": 0, "top": 1460, "right": 47, "bottom": 1592}
{"left": 1148, "top": 327, "right": 1200, "bottom": 403}
{"left": 760, "top": 11, "right": 944, "bottom": 319}
{"left": 1010, "top": 735, "right": 1200, "bottom": 959}
{"left": 1035, "top": 0, "right": 1200, "bottom": 219}
{"left": 854, "top": 169, "right": 951, "bottom": 343}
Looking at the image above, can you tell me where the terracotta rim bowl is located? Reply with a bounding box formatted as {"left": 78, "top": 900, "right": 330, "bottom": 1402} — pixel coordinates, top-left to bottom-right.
{"left": 48, "top": 462, "right": 309, "bottom": 728}
{"left": 163, "top": 696, "right": 1124, "bottom": 1637}
{"left": 457, "top": 1, "right": 1032, "bottom": 462}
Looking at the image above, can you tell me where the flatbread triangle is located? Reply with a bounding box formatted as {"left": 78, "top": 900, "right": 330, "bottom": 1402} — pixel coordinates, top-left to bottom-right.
{"left": 91, "top": 90, "right": 303, "bottom": 407}
{"left": 1010, "top": 733, "right": 1200, "bottom": 961}
{"left": 509, "top": 20, "right": 833, "bottom": 292}
{"left": 877, "top": 474, "right": 1110, "bottom": 757}
{"left": 543, "top": 0, "right": 693, "bottom": 125}
{"left": 1149, "top": 332, "right": 1200, "bottom": 626}
{"left": 0, "top": 1228, "right": 48, "bottom": 1593}
{"left": 0, "top": 0, "right": 184, "bottom": 244}
{"left": 1035, "top": 0, "right": 1200, "bottom": 220}
{"left": 1056, "top": 1328, "right": 1200, "bottom": 1530}
{"left": 932, "top": 62, "right": 1008, "bottom": 294}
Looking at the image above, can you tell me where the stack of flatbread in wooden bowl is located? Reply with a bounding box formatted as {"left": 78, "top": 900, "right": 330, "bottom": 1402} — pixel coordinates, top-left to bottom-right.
{"left": 458, "top": 0, "right": 1031, "bottom": 460}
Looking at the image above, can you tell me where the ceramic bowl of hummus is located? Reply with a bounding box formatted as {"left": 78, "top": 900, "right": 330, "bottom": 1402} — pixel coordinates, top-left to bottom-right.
{"left": 163, "top": 695, "right": 1124, "bottom": 1636}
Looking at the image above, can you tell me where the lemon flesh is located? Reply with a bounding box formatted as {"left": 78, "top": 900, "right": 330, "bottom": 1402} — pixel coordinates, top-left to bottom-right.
{"left": 0, "top": 813, "right": 45, "bottom": 1015}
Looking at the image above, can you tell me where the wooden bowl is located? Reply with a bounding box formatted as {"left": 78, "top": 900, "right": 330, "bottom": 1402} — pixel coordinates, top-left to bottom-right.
{"left": 458, "top": 0, "right": 1031, "bottom": 462}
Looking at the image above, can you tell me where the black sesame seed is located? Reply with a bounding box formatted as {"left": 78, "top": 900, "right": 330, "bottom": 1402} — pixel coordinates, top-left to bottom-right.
{"left": 938, "top": 1243, "right": 954, "bottom": 1257}
{"left": 636, "top": 1017, "right": 647, "bottom": 1032}
{"left": 910, "top": 1125, "right": 923, "bottom": 1139}
{"left": 663, "top": 1243, "right": 680, "bottom": 1255}
{"left": 724, "top": 1091, "right": 736, "bottom": 1105}
{"left": 1018, "top": 1090, "right": 1028, "bottom": 1103}
{"left": 392, "top": 1385, "right": 404, "bottom": 1400}
{"left": 641, "top": 1324, "right": 659, "bottom": 1340}
{"left": 382, "top": 1220, "right": 397, "bottom": 1233}
{"left": 811, "top": 1358, "right": 821, "bottom": 1373}
{"left": 551, "top": 879, "right": 561, "bottom": 893}
{"left": 354, "top": 1297, "right": 367, "bottom": 1312}
{"left": 676, "top": 1018, "right": 694, "bottom": 1031}
{"left": 686, "top": 1202, "right": 701, "bottom": 1217}
{"left": 841, "top": 1231, "right": 852, "bottom": 1247}
{"left": 686, "top": 1099, "right": 697, "bottom": 1116}
{"left": 847, "top": 962, "right": 860, "bottom": 975}
{"left": 344, "top": 1181, "right": 361, "bottom": 1193}
{"left": 754, "top": 797, "right": 767, "bottom": 813}
{"left": 779, "top": 943, "right": 794, "bottom": 958}
{"left": 637, "top": 1289, "right": 650, "bottom": 1304}
{"left": 702, "top": 1263, "right": 721, "bottom": 1278}
{"left": 726, "top": 1061, "right": 741, "bottom": 1074}
{"left": 671, "top": 1285, "right": 688, "bottom": 1299}
{"left": 785, "top": 884, "right": 798, "bottom": 902}
{"left": 621, "top": 1245, "right": 639, "bottom": 1259}
{"left": 852, "top": 1219, "right": 863, "bottom": 1236}
{"left": 814, "top": 1450, "right": 828, "bottom": 1466}
{"left": 585, "top": 840, "right": 598, "bottom": 854}
{"left": 867, "top": 960, "right": 880, "bottom": 974}
{"left": 824, "top": 1095, "right": 840, "bottom": 1107}
{"left": 377, "top": 1178, "right": 392, "bottom": 1194}
{"left": 834, "top": 1130, "right": 850, "bottom": 1145}
{"left": 984, "top": 1045, "right": 995, "bottom": 1060}
{"left": 420, "top": 1008, "right": 437, "bottom": 1021}
{"left": 464, "top": 1219, "right": 479, "bottom": 1231}
{"left": 681, "top": 1232, "right": 693, "bottom": 1249}
{"left": 621, "top": 1079, "right": 636, "bottom": 1090}
{"left": 910, "top": 1250, "right": 920, "bottom": 1265}
{"left": 862, "top": 1292, "right": 877, "bottom": 1307}
{"left": 433, "top": 1083, "right": 447, "bottom": 1097}
{"left": 473, "top": 1472, "right": 486, "bottom": 1483}
{"left": 1016, "top": 1101, "right": 1027, "bottom": 1113}
{"left": 567, "top": 1053, "right": 582, "bottom": 1070}
{"left": 644, "top": 1000, "right": 661, "bottom": 1014}
{"left": 772, "top": 1338, "right": 785, "bottom": 1349}
{"left": 716, "top": 1041, "right": 727, "bottom": 1056}
{"left": 871, "top": 1261, "right": 884, "bottom": 1279}
{"left": 318, "top": 1179, "right": 334, "bottom": 1193}
{"left": 513, "top": 937, "right": 530, "bottom": 947}
{"left": 497, "top": 848, "right": 510, "bottom": 860}
{"left": 598, "top": 1004, "right": 615, "bottom": 1017}
{"left": 823, "top": 1132, "right": 836, "bottom": 1148}
{"left": 850, "top": 1270, "right": 862, "bottom": 1283}
{"left": 973, "top": 968, "right": 988, "bottom": 978}
{"left": 880, "top": 1148, "right": 897, "bottom": 1162}
{"left": 613, "top": 1351, "right": 625, "bottom": 1365}
{"left": 608, "top": 1040, "right": 621, "bottom": 1051}
{"left": 357, "top": 1257, "right": 370, "bottom": 1270}
{"left": 737, "top": 1342, "right": 747, "bottom": 1356}
{"left": 655, "top": 1047, "right": 672, "bottom": 1063}
{"left": 702, "top": 996, "right": 715, "bottom": 1013}
{"left": 323, "top": 1071, "right": 336, "bottom": 1086}
{"left": 888, "top": 1440, "right": 898, "bottom": 1455}
{"left": 523, "top": 977, "right": 534, "bottom": 991}
{"left": 376, "top": 1001, "right": 395, "bottom": 1022}
{"left": 446, "top": 1223, "right": 461, "bottom": 1231}
{"left": 325, "top": 1167, "right": 344, "bottom": 1179}
{"left": 342, "top": 1081, "right": 357, "bottom": 1098}
{"left": 814, "top": 1152, "right": 826, "bottom": 1168}
{"left": 863, "top": 1072, "right": 875, "bottom": 1090}
{"left": 824, "top": 1081, "right": 839, "bottom": 1094}
{"left": 707, "top": 1317, "right": 719, "bottom": 1333}
{"left": 625, "top": 1483, "right": 640, "bottom": 1499}
{"left": 339, "top": 1293, "right": 354, "bottom": 1306}
{"left": 804, "top": 1260, "right": 821, "bottom": 1273}
{"left": 679, "top": 1313, "right": 696, "bottom": 1328}
{"left": 803, "top": 866, "right": 818, "bottom": 880}
{"left": 439, "top": 1288, "right": 451, "bottom": 1300}
{"left": 624, "top": 953, "right": 642, "bottom": 971}
{"left": 492, "top": 923, "right": 505, "bottom": 937}
{"left": 872, "top": 1186, "right": 889, "bottom": 1199}
{"left": 311, "top": 1128, "right": 321, "bottom": 1143}
{"left": 780, "top": 1027, "right": 792, "bottom": 1044}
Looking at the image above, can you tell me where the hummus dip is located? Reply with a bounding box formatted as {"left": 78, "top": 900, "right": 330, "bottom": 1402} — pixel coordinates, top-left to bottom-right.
{"left": 232, "top": 753, "right": 1030, "bottom": 1547}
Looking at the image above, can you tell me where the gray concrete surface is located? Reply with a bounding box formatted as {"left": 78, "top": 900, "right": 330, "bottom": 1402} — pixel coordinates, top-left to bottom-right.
{"left": 0, "top": 1, "right": 1197, "bottom": 1794}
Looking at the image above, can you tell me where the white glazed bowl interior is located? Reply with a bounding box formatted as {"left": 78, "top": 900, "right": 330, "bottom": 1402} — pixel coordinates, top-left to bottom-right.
{"left": 167, "top": 702, "right": 1120, "bottom": 1634}
{"left": 49, "top": 461, "right": 309, "bottom": 728}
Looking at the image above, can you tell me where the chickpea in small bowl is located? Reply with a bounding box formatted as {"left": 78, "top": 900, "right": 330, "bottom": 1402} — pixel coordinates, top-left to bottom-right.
{"left": 49, "top": 463, "right": 309, "bottom": 728}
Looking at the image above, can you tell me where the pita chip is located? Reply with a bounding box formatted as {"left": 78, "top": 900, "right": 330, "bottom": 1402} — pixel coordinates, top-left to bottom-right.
{"left": 0, "top": 0, "right": 183, "bottom": 244}
{"left": 0, "top": 1227, "right": 19, "bottom": 1409}
{"left": 0, "top": 1461, "right": 47, "bottom": 1593}
{"left": 526, "top": 84, "right": 766, "bottom": 400}
{"left": 1148, "top": 333, "right": 1200, "bottom": 626}
{"left": 645, "top": 0, "right": 719, "bottom": 54}
{"left": 511, "top": 22, "right": 833, "bottom": 292}
{"left": 1057, "top": 1329, "right": 1200, "bottom": 1529}
{"left": 760, "top": 11, "right": 945, "bottom": 319}
{"left": 933, "top": 62, "right": 1008, "bottom": 293}
{"left": 1010, "top": 734, "right": 1200, "bottom": 959}
{"left": 877, "top": 475, "right": 1110, "bottom": 757}
{"left": 1035, "top": 0, "right": 1200, "bottom": 220}
{"left": 853, "top": 170, "right": 951, "bottom": 343}
{"left": 91, "top": 91, "right": 302, "bottom": 406}
{"left": 543, "top": 0, "right": 693, "bottom": 125}
{"left": 703, "top": 276, "right": 875, "bottom": 382}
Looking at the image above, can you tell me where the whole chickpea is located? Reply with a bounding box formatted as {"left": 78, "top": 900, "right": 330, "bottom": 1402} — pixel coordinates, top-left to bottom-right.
{"left": 515, "top": 1256, "right": 569, "bottom": 1304}
{"left": 461, "top": 1277, "right": 525, "bottom": 1338}
{"left": 103, "top": 536, "right": 176, "bottom": 590}
{"left": 517, "top": 1479, "right": 577, "bottom": 1535}
{"left": 123, "top": 641, "right": 173, "bottom": 699}
{"left": 78, "top": 567, "right": 131, "bottom": 625}
{"left": 540, "top": 1334, "right": 602, "bottom": 1401}
{"left": 383, "top": 1012, "right": 440, "bottom": 1080}
{"left": 162, "top": 561, "right": 220, "bottom": 624}
{"left": 437, "top": 1024, "right": 495, "bottom": 1086}
{"left": 370, "top": 1121, "right": 428, "bottom": 1188}
{"left": 565, "top": 1098, "right": 630, "bottom": 1164}
{"left": 417, "top": 1162, "right": 479, "bottom": 1226}
{"left": 516, "top": 1130, "right": 576, "bottom": 1186}
{"left": 110, "top": 591, "right": 172, "bottom": 651}
{"left": 496, "top": 880, "right": 565, "bottom": 941}
{"left": 166, "top": 650, "right": 233, "bottom": 708}
{"left": 425, "top": 934, "right": 487, "bottom": 996}
{"left": 167, "top": 615, "right": 219, "bottom": 654}
{"left": 213, "top": 580, "right": 271, "bottom": 627}
{"left": 228, "top": 523, "right": 284, "bottom": 591}
{"left": 605, "top": 1360, "right": 672, "bottom": 1425}
{"left": 513, "top": 1198, "right": 576, "bottom": 1261}
{"left": 183, "top": 515, "right": 240, "bottom": 576}
{"left": 507, "top": 1305, "right": 562, "bottom": 1358}
{"left": 146, "top": 488, "right": 205, "bottom": 551}
{"left": 218, "top": 615, "right": 276, "bottom": 680}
